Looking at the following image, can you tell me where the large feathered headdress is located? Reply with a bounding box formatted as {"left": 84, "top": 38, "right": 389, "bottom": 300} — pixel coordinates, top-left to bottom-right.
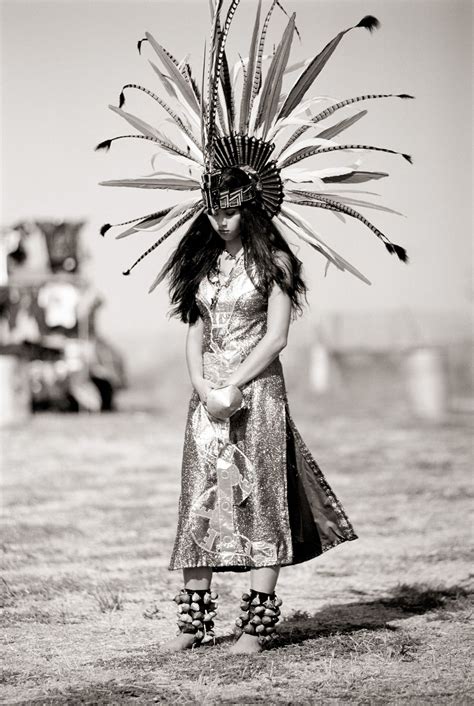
{"left": 96, "top": 0, "right": 413, "bottom": 291}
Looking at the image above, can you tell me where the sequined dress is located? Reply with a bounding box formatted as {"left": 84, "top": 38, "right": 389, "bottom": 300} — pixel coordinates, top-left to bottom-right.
{"left": 168, "top": 251, "right": 357, "bottom": 572}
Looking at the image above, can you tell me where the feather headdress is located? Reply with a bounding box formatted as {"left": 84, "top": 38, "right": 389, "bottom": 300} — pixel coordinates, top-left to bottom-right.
{"left": 96, "top": 1, "right": 413, "bottom": 291}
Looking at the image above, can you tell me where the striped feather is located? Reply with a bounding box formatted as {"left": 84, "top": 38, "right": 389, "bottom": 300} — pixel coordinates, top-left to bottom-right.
{"left": 287, "top": 189, "right": 404, "bottom": 215}
{"left": 122, "top": 204, "right": 204, "bottom": 277}
{"left": 239, "top": 0, "right": 262, "bottom": 133}
{"left": 99, "top": 207, "right": 173, "bottom": 238}
{"left": 108, "top": 105, "right": 168, "bottom": 141}
{"left": 280, "top": 143, "right": 413, "bottom": 170}
{"left": 280, "top": 93, "right": 414, "bottom": 154}
{"left": 220, "top": 42, "right": 235, "bottom": 131}
{"left": 286, "top": 196, "right": 408, "bottom": 261}
{"left": 95, "top": 134, "right": 201, "bottom": 165}
{"left": 207, "top": 0, "right": 241, "bottom": 158}
{"left": 118, "top": 84, "right": 201, "bottom": 149}
{"left": 251, "top": 0, "right": 278, "bottom": 104}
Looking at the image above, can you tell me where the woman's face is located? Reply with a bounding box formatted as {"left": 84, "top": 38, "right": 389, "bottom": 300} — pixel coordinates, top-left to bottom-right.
{"left": 207, "top": 207, "right": 242, "bottom": 243}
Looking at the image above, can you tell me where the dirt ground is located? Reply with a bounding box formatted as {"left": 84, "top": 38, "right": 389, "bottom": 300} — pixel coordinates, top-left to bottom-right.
{"left": 1, "top": 393, "right": 473, "bottom": 705}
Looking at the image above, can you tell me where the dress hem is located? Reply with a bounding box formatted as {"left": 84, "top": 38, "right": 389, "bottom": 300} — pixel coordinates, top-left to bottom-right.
{"left": 167, "top": 532, "right": 358, "bottom": 572}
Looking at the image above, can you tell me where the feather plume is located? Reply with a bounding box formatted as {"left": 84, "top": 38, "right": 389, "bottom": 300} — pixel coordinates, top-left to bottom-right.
{"left": 254, "top": 13, "right": 296, "bottom": 138}
{"left": 145, "top": 32, "right": 200, "bottom": 113}
{"left": 321, "top": 170, "right": 389, "bottom": 184}
{"left": 148, "top": 60, "right": 179, "bottom": 100}
{"left": 118, "top": 84, "right": 201, "bottom": 148}
{"left": 239, "top": 0, "right": 262, "bottom": 133}
{"left": 114, "top": 209, "right": 174, "bottom": 240}
{"left": 278, "top": 16, "right": 381, "bottom": 121}
{"left": 206, "top": 0, "right": 241, "bottom": 159}
{"left": 99, "top": 176, "right": 201, "bottom": 190}
{"left": 122, "top": 204, "right": 203, "bottom": 277}
{"left": 134, "top": 197, "right": 202, "bottom": 233}
{"left": 250, "top": 0, "right": 278, "bottom": 106}
{"left": 280, "top": 93, "right": 414, "bottom": 154}
{"left": 95, "top": 132, "right": 202, "bottom": 165}
{"left": 288, "top": 189, "right": 404, "bottom": 215}
{"left": 99, "top": 208, "right": 173, "bottom": 238}
{"left": 280, "top": 143, "right": 413, "bottom": 170}
{"left": 286, "top": 196, "right": 408, "bottom": 261}
{"left": 220, "top": 41, "right": 235, "bottom": 131}
{"left": 108, "top": 104, "right": 168, "bottom": 141}
{"left": 95, "top": 139, "right": 112, "bottom": 152}
{"left": 316, "top": 110, "right": 368, "bottom": 141}
{"left": 277, "top": 207, "right": 372, "bottom": 285}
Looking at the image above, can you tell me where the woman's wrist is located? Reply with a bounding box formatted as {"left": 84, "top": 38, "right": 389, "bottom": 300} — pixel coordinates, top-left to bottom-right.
{"left": 221, "top": 378, "right": 242, "bottom": 390}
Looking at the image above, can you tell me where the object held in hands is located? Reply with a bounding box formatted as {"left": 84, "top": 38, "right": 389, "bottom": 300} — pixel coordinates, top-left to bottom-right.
{"left": 206, "top": 384, "right": 243, "bottom": 420}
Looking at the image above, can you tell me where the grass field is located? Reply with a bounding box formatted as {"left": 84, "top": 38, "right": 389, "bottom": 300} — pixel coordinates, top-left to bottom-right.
{"left": 1, "top": 394, "right": 473, "bottom": 704}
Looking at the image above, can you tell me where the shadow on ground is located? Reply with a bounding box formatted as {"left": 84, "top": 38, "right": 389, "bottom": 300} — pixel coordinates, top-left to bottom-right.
{"left": 278, "top": 582, "right": 472, "bottom": 645}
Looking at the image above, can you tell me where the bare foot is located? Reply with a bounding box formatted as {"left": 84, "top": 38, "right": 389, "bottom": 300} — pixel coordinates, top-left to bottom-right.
{"left": 160, "top": 632, "right": 197, "bottom": 652}
{"left": 228, "top": 632, "right": 263, "bottom": 654}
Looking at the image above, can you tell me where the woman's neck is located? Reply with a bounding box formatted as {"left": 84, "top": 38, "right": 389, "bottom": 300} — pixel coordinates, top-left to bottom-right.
{"left": 224, "top": 236, "right": 242, "bottom": 257}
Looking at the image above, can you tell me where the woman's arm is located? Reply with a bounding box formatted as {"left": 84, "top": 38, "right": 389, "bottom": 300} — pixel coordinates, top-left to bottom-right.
{"left": 186, "top": 316, "right": 215, "bottom": 403}
{"left": 223, "top": 254, "right": 292, "bottom": 389}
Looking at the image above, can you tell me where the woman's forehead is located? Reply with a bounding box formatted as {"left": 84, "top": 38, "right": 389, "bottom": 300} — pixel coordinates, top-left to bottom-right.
{"left": 211, "top": 207, "right": 240, "bottom": 216}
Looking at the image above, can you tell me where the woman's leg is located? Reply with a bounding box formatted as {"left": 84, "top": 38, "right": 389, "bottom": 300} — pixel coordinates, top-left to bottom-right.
{"left": 251, "top": 565, "right": 280, "bottom": 594}
{"left": 161, "top": 567, "right": 213, "bottom": 651}
{"left": 184, "top": 566, "right": 212, "bottom": 590}
{"left": 229, "top": 565, "right": 281, "bottom": 654}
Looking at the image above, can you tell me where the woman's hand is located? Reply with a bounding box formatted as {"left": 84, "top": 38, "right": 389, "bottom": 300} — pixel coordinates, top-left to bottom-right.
{"left": 193, "top": 376, "right": 216, "bottom": 405}
{"left": 205, "top": 384, "right": 243, "bottom": 420}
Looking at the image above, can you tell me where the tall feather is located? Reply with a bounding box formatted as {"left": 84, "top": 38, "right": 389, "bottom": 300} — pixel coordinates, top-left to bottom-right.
{"left": 206, "top": 0, "right": 241, "bottom": 163}
{"left": 254, "top": 13, "right": 296, "bottom": 138}
{"left": 250, "top": 0, "right": 278, "bottom": 107}
{"left": 200, "top": 40, "right": 208, "bottom": 152}
{"left": 239, "top": 0, "right": 262, "bottom": 133}
{"left": 145, "top": 32, "right": 200, "bottom": 113}
{"left": 148, "top": 60, "right": 179, "bottom": 100}
{"left": 220, "top": 40, "right": 235, "bottom": 132}
{"left": 278, "top": 15, "right": 381, "bottom": 122}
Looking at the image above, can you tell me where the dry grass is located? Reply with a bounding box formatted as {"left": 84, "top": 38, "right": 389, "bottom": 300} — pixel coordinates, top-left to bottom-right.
{"left": 1, "top": 395, "right": 473, "bottom": 704}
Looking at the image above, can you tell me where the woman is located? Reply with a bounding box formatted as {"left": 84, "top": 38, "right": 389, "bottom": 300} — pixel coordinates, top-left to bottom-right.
{"left": 96, "top": 1, "right": 410, "bottom": 656}
{"left": 161, "top": 167, "right": 358, "bottom": 654}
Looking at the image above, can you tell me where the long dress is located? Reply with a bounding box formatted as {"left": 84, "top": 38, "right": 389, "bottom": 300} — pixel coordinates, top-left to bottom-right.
{"left": 168, "top": 251, "right": 358, "bottom": 573}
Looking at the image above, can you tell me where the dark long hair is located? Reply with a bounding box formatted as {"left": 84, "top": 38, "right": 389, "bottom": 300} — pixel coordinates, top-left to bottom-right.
{"left": 163, "top": 168, "right": 308, "bottom": 323}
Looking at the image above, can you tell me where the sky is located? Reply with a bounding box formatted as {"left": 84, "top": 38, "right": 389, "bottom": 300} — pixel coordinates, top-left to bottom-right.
{"left": 0, "top": 0, "right": 472, "bottom": 372}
